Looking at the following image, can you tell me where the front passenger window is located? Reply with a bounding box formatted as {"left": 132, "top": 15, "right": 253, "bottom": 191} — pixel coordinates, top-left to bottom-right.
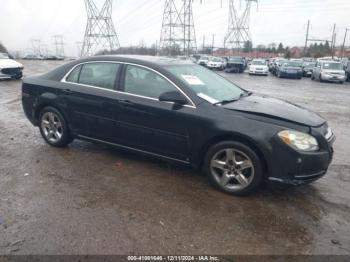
{"left": 124, "top": 65, "right": 179, "bottom": 100}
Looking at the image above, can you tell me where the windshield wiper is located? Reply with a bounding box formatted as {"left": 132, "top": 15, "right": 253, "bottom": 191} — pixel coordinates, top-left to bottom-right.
{"left": 214, "top": 91, "right": 252, "bottom": 106}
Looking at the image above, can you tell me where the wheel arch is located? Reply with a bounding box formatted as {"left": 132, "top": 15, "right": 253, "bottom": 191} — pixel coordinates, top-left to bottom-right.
{"left": 34, "top": 101, "right": 70, "bottom": 130}
{"left": 198, "top": 133, "right": 269, "bottom": 176}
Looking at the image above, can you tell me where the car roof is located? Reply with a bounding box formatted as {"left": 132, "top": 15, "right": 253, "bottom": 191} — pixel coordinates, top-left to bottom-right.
{"left": 79, "top": 55, "right": 194, "bottom": 67}
{"left": 321, "top": 60, "right": 341, "bottom": 64}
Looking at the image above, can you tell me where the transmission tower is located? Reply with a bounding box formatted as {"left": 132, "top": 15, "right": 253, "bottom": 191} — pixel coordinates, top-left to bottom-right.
{"left": 224, "top": 0, "right": 257, "bottom": 52}
{"left": 81, "top": 0, "right": 120, "bottom": 57}
{"left": 30, "top": 39, "right": 42, "bottom": 57}
{"left": 53, "top": 35, "right": 65, "bottom": 58}
{"left": 159, "top": 0, "right": 197, "bottom": 56}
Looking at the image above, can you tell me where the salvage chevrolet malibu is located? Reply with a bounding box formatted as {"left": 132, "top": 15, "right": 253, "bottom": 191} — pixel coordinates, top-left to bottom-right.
{"left": 22, "top": 55, "right": 335, "bottom": 195}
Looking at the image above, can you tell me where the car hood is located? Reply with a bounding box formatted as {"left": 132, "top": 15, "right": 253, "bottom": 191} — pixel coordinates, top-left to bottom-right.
{"left": 250, "top": 65, "right": 268, "bottom": 69}
{"left": 0, "top": 59, "right": 23, "bottom": 68}
{"left": 322, "top": 69, "right": 345, "bottom": 74}
{"left": 222, "top": 95, "right": 325, "bottom": 127}
{"left": 281, "top": 66, "right": 301, "bottom": 70}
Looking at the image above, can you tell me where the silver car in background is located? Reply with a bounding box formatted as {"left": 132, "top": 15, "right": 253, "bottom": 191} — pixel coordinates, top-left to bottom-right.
{"left": 311, "top": 60, "right": 346, "bottom": 84}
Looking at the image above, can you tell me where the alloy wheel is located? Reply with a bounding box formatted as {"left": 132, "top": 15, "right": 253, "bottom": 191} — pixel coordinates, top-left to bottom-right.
{"left": 210, "top": 148, "right": 255, "bottom": 191}
{"left": 41, "top": 112, "right": 63, "bottom": 143}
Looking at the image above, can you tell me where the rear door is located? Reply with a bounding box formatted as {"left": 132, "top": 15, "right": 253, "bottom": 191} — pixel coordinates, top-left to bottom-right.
{"left": 61, "top": 62, "right": 121, "bottom": 141}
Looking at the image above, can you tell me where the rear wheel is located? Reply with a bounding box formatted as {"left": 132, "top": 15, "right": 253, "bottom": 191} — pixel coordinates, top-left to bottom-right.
{"left": 39, "top": 107, "right": 72, "bottom": 147}
{"left": 204, "top": 141, "right": 264, "bottom": 196}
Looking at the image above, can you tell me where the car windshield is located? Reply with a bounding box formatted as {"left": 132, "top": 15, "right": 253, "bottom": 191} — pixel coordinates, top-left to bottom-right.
{"left": 200, "top": 57, "right": 209, "bottom": 61}
{"left": 323, "top": 62, "right": 343, "bottom": 70}
{"left": 166, "top": 64, "right": 244, "bottom": 104}
{"left": 0, "top": 53, "right": 9, "bottom": 59}
{"left": 252, "top": 60, "right": 266, "bottom": 65}
{"left": 282, "top": 62, "right": 302, "bottom": 67}
{"left": 304, "top": 62, "right": 316, "bottom": 68}
{"left": 211, "top": 58, "right": 222, "bottom": 62}
{"left": 229, "top": 58, "right": 243, "bottom": 63}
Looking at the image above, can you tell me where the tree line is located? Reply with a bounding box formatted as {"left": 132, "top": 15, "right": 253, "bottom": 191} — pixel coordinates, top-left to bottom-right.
{"left": 0, "top": 42, "right": 8, "bottom": 53}
{"left": 243, "top": 40, "right": 333, "bottom": 58}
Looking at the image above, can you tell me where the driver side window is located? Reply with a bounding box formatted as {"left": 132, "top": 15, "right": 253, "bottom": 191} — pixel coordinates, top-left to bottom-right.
{"left": 124, "top": 65, "right": 179, "bottom": 100}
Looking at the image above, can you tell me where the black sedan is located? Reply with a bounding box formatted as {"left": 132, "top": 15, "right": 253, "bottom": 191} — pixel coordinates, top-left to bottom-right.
{"left": 22, "top": 55, "right": 335, "bottom": 195}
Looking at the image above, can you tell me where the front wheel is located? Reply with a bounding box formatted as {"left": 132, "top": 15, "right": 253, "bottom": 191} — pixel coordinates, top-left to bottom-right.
{"left": 39, "top": 107, "right": 72, "bottom": 147}
{"left": 204, "top": 141, "right": 264, "bottom": 196}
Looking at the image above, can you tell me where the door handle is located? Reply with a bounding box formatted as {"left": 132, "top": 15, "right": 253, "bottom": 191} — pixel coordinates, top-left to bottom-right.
{"left": 63, "top": 89, "right": 73, "bottom": 95}
{"left": 119, "top": 100, "right": 134, "bottom": 106}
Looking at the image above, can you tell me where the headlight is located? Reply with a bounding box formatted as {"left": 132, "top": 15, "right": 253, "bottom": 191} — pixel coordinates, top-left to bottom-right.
{"left": 278, "top": 130, "right": 319, "bottom": 152}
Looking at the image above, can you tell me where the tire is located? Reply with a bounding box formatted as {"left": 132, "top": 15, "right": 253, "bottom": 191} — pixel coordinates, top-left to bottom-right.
{"left": 277, "top": 72, "right": 282, "bottom": 78}
{"left": 39, "top": 107, "right": 72, "bottom": 147}
{"left": 311, "top": 75, "right": 315, "bottom": 81}
{"left": 319, "top": 75, "right": 324, "bottom": 82}
{"left": 340, "top": 81, "right": 344, "bottom": 84}
{"left": 203, "top": 141, "right": 264, "bottom": 196}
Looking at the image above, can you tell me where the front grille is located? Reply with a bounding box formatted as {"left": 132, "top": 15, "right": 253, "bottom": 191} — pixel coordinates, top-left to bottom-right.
{"left": 1, "top": 68, "right": 21, "bottom": 75}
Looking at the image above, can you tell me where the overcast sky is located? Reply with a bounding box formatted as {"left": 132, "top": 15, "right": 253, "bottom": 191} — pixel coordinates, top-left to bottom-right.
{"left": 0, "top": 0, "right": 349, "bottom": 56}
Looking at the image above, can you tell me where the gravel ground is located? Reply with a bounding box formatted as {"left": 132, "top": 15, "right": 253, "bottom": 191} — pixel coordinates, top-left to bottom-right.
{"left": 0, "top": 60, "right": 349, "bottom": 255}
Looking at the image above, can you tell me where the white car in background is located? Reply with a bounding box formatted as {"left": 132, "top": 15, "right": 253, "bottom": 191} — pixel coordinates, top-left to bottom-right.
{"left": 249, "top": 59, "right": 269, "bottom": 76}
{"left": 0, "top": 53, "right": 24, "bottom": 80}
{"left": 207, "top": 57, "right": 226, "bottom": 70}
{"left": 197, "top": 56, "right": 210, "bottom": 67}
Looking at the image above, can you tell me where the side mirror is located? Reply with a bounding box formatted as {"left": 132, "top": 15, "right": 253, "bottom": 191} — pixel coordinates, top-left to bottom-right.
{"left": 159, "top": 91, "right": 188, "bottom": 105}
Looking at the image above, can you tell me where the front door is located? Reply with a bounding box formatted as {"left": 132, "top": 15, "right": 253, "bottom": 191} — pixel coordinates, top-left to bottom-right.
{"left": 115, "top": 64, "right": 195, "bottom": 162}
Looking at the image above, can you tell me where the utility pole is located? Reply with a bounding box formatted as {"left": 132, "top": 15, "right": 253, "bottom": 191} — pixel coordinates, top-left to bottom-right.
{"left": 304, "top": 20, "right": 310, "bottom": 55}
{"left": 202, "top": 35, "right": 206, "bottom": 53}
{"left": 81, "top": 0, "right": 120, "bottom": 57}
{"left": 341, "top": 28, "right": 348, "bottom": 59}
{"left": 331, "top": 24, "right": 336, "bottom": 59}
{"left": 303, "top": 20, "right": 335, "bottom": 57}
{"left": 212, "top": 34, "right": 215, "bottom": 56}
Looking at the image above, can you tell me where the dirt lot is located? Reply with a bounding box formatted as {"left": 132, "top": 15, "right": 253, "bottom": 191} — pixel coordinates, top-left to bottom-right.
{"left": 0, "top": 60, "right": 350, "bottom": 255}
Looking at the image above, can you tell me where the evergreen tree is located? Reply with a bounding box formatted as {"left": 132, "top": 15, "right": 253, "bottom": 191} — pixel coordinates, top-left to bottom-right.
{"left": 243, "top": 40, "right": 253, "bottom": 53}
{"left": 277, "top": 43, "right": 284, "bottom": 53}
{"left": 0, "top": 42, "right": 8, "bottom": 53}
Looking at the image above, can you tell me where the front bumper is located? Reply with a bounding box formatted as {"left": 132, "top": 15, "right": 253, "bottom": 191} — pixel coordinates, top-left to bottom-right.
{"left": 207, "top": 64, "right": 223, "bottom": 69}
{"left": 279, "top": 71, "right": 303, "bottom": 78}
{"left": 322, "top": 74, "right": 346, "bottom": 82}
{"left": 0, "top": 67, "right": 23, "bottom": 79}
{"left": 267, "top": 128, "right": 335, "bottom": 186}
{"left": 249, "top": 70, "right": 268, "bottom": 75}
{"left": 303, "top": 70, "right": 313, "bottom": 76}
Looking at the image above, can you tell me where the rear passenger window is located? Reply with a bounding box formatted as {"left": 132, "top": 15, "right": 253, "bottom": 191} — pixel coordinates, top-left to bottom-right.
{"left": 79, "top": 63, "right": 120, "bottom": 90}
{"left": 66, "top": 63, "right": 120, "bottom": 90}
{"left": 66, "top": 65, "right": 81, "bottom": 83}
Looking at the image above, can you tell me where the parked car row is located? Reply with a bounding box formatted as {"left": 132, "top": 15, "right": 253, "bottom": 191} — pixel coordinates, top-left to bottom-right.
{"left": 194, "top": 55, "right": 248, "bottom": 73}
{"left": 22, "top": 54, "right": 65, "bottom": 61}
